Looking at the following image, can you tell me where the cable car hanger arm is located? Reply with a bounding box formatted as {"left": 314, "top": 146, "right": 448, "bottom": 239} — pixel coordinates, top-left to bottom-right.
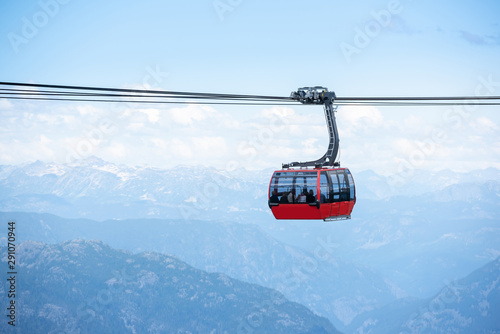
{"left": 283, "top": 87, "right": 340, "bottom": 169}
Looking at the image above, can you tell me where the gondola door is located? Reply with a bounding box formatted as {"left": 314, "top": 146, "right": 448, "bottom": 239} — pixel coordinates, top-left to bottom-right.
{"left": 328, "top": 170, "right": 341, "bottom": 217}
{"left": 337, "top": 170, "right": 351, "bottom": 216}
{"left": 319, "top": 171, "right": 333, "bottom": 218}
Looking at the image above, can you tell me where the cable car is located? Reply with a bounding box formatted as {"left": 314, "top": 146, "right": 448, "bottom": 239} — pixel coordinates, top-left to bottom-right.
{"left": 268, "top": 168, "right": 355, "bottom": 221}
{"left": 268, "top": 87, "right": 356, "bottom": 221}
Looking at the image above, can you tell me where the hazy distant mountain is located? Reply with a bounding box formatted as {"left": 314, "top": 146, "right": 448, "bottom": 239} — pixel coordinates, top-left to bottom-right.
{"left": 256, "top": 181, "right": 500, "bottom": 299}
{"left": 1, "top": 157, "right": 499, "bottom": 222}
{"left": 0, "top": 157, "right": 272, "bottom": 222}
{"left": 0, "top": 240, "right": 340, "bottom": 334}
{"left": 0, "top": 212, "right": 401, "bottom": 330}
{"left": 347, "top": 257, "right": 500, "bottom": 333}
{"left": 355, "top": 168, "right": 500, "bottom": 200}
{"left": 1, "top": 158, "right": 499, "bottom": 330}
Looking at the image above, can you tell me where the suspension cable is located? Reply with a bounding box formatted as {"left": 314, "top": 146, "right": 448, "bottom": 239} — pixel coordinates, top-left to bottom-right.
{"left": 1, "top": 81, "right": 500, "bottom": 106}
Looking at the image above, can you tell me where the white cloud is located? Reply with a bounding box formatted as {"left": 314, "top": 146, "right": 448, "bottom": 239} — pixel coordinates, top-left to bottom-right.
{"left": 0, "top": 99, "right": 13, "bottom": 110}
{"left": 169, "top": 104, "right": 217, "bottom": 126}
{"left": 0, "top": 134, "right": 59, "bottom": 163}
{"left": 127, "top": 122, "right": 146, "bottom": 131}
{"left": 192, "top": 136, "right": 227, "bottom": 156}
{"left": 170, "top": 138, "right": 193, "bottom": 158}
{"left": 101, "top": 142, "right": 129, "bottom": 158}
{"left": 393, "top": 138, "right": 415, "bottom": 155}
{"left": 301, "top": 138, "right": 321, "bottom": 156}
{"left": 1, "top": 96, "right": 500, "bottom": 173}
{"left": 77, "top": 105, "right": 102, "bottom": 116}
{"left": 139, "top": 109, "right": 160, "bottom": 123}
{"left": 261, "top": 106, "right": 295, "bottom": 119}
{"left": 34, "top": 112, "right": 80, "bottom": 127}
{"left": 337, "top": 105, "right": 384, "bottom": 137}
{"left": 222, "top": 119, "right": 240, "bottom": 129}
{"left": 151, "top": 137, "right": 168, "bottom": 150}
{"left": 402, "top": 115, "right": 426, "bottom": 130}
{"left": 265, "top": 145, "right": 295, "bottom": 159}
{"left": 472, "top": 117, "right": 499, "bottom": 133}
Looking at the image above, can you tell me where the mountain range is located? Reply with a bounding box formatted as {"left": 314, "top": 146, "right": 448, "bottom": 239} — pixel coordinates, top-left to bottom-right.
{"left": 347, "top": 256, "right": 500, "bottom": 333}
{"left": 1, "top": 157, "right": 499, "bottom": 222}
{"left": 2, "top": 157, "right": 497, "bottom": 296}
{"left": 0, "top": 157, "right": 499, "bottom": 332}
{"left": 0, "top": 239, "right": 340, "bottom": 334}
{"left": 0, "top": 212, "right": 401, "bottom": 330}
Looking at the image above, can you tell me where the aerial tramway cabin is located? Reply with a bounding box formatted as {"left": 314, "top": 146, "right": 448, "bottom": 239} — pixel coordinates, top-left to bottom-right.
{"left": 268, "top": 167, "right": 355, "bottom": 221}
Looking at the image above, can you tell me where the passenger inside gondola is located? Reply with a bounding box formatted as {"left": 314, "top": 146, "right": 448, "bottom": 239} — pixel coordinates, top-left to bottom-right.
{"left": 280, "top": 191, "right": 289, "bottom": 203}
{"left": 269, "top": 190, "right": 279, "bottom": 204}
{"left": 296, "top": 190, "right": 307, "bottom": 203}
{"left": 306, "top": 190, "right": 316, "bottom": 203}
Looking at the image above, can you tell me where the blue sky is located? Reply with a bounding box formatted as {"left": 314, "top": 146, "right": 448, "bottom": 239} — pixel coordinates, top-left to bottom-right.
{"left": 1, "top": 0, "right": 499, "bottom": 177}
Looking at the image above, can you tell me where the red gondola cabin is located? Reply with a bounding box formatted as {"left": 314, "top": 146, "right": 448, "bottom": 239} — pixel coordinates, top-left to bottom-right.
{"left": 268, "top": 168, "right": 356, "bottom": 221}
